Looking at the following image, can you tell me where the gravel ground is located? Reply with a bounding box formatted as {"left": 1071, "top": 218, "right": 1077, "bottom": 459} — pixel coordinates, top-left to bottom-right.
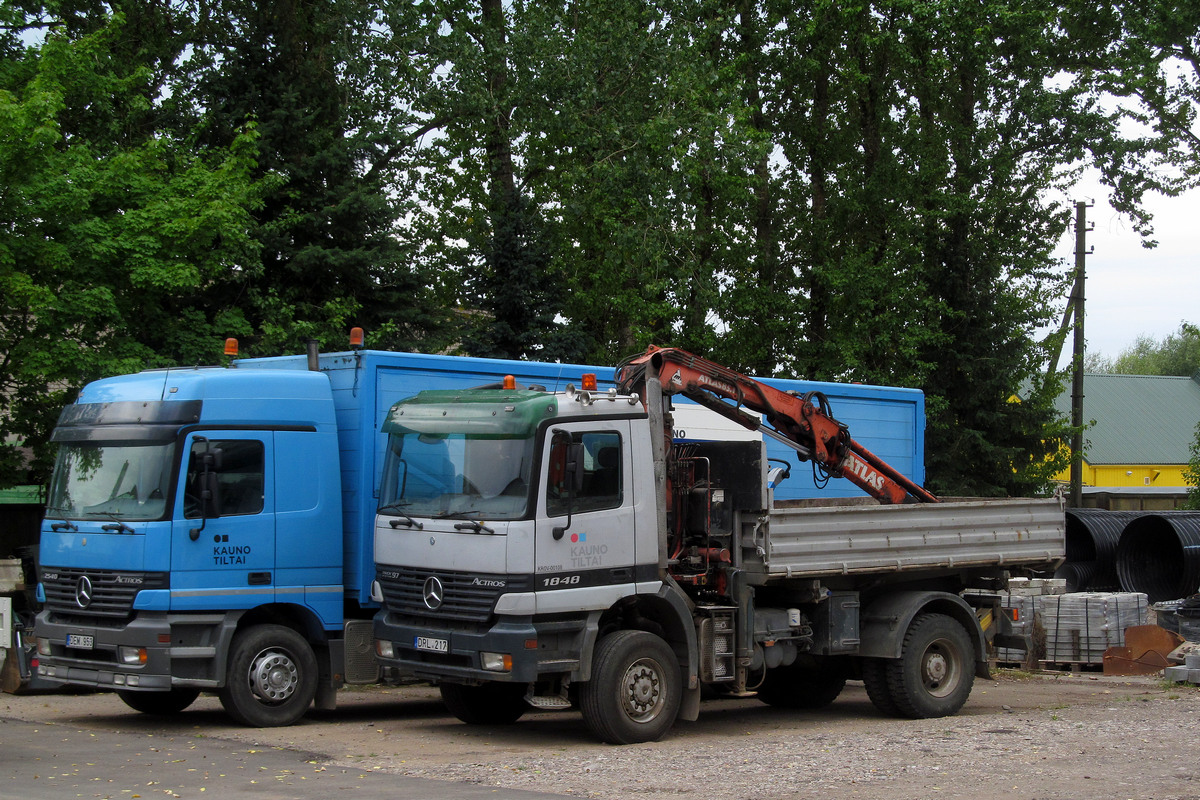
{"left": 4, "top": 671, "right": 1200, "bottom": 799}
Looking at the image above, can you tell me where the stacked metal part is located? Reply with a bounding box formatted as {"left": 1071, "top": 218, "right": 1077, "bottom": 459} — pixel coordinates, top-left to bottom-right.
{"left": 1041, "top": 592, "right": 1148, "bottom": 665}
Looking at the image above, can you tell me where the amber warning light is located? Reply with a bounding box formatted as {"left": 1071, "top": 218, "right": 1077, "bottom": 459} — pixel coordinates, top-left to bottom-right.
{"left": 224, "top": 338, "right": 239, "bottom": 357}
{"left": 581, "top": 373, "right": 598, "bottom": 391}
{"left": 349, "top": 326, "right": 364, "bottom": 348}
{"left": 503, "top": 375, "right": 517, "bottom": 390}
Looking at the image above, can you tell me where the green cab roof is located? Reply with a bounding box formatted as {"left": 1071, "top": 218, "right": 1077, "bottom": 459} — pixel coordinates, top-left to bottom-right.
{"left": 383, "top": 389, "right": 558, "bottom": 438}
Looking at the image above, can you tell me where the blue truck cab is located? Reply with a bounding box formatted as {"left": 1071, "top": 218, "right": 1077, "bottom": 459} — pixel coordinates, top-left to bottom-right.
{"left": 35, "top": 362, "right": 353, "bottom": 725}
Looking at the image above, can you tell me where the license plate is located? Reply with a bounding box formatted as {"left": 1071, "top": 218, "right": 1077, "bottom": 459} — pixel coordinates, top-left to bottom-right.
{"left": 66, "top": 633, "right": 94, "bottom": 650}
{"left": 414, "top": 635, "right": 448, "bottom": 653}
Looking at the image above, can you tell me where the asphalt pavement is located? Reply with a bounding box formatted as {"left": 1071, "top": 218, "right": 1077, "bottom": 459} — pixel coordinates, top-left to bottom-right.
{"left": 2, "top": 716, "right": 571, "bottom": 800}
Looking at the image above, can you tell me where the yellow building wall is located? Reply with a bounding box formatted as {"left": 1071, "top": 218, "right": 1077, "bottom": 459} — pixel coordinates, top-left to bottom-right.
{"left": 1051, "top": 463, "right": 1188, "bottom": 487}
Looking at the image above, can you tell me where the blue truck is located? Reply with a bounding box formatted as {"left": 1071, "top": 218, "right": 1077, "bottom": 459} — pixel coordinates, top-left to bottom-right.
{"left": 32, "top": 344, "right": 928, "bottom": 726}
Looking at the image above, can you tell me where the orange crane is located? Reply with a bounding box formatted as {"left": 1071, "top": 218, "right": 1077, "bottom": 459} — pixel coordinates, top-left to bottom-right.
{"left": 615, "top": 346, "right": 938, "bottom": 505}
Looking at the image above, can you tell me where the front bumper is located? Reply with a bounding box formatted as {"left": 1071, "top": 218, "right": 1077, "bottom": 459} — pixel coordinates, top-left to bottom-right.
{"left": 34, "top": 609, "right": 237, "bottom": 691}
{"left": 372, "top": 612, "right": 587, "bottom": 684}
{"left": 34, "top": 610, "right": 175, "bottom": 691}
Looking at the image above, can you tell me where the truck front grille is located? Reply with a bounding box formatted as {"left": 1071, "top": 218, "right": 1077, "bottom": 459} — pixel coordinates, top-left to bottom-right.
{"left": 376, "top": 566, "right": 529, "bottom": 625}
{"left": 40, "top": 567, "right": 168, "bottom": 621}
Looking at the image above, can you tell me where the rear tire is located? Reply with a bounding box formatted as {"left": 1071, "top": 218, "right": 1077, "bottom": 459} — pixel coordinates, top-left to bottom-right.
{"left": 861, "top": 658, "right": 901, "bottom": 716}
{"left": 218, "top": 624, "right": 318, "bottom": 727}
{"left": 885, "top": 613, "right": 974, "bottom": 719}
{"left": 440, "top": 682, "right": 529, "bottom": 725}
{"left": 756, "top": 661, "right": 846, "bottom": 710}
{"left": 579, "top": 630, "right": 681, "bottom": 744}
{"left": 117, "top": 688, "right": 201, "bottom": 716}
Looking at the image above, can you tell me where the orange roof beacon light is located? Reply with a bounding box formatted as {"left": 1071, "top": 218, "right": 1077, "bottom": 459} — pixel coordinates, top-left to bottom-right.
{"left": 349, "top": 327, "right": 365, "bottom": 349}
{"left": 224, "top": 338, "right": 239, "bottom": 357}
{"left": 581, "top": 373, "right": 598, "bottom": 392}
{"left": 503, "top": 375, "right": 517, "bottom": 390}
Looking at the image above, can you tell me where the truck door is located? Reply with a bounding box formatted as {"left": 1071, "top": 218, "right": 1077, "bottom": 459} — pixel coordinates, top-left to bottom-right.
{"left": 170, "top": 432, "right": 275, "bottom": 610}
{"left": 534, "top": 421, "right": 638, "bottom": 604}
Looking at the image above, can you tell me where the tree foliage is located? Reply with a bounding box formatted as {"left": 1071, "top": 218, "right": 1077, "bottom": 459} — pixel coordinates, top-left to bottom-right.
{"left": 1185, "top": 422, "right": 1200, "bottom": 509}
{"left": 176, "top": 0, "right": 446, "bottom": 355}
{"left": 0, "top": 6, "right": 263, "bottom": 487}
{"left": 2, "top": 0, "right": 1198, "bottom": 498}
{"left": 1093, "top": 322, "right": 1200, "bottom": 376}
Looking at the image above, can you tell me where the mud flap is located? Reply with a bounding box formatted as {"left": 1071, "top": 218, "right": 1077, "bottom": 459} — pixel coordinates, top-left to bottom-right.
{"left": 679, "top": 683, "right": 701, "bottom": 721}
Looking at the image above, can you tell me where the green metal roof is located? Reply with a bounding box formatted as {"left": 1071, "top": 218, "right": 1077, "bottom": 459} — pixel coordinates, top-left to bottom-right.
{"left": 1054, "top": 374, "right": 1200, "bottom": 465}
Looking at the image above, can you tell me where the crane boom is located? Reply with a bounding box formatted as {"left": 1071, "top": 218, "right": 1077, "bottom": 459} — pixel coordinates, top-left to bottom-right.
{"left": 615, "top": 346, "right": 938, "bottom": 505}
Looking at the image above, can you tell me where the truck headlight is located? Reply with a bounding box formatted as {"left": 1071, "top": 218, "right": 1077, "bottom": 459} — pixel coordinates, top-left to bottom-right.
{"left": 119, "top": 646, "right": 148, "bottom": 665}
{"left": 480, "top": 652, "right": 512, "bottom": 672}
{"left": 376, "top": 640, "right": 395, "bottom": 659}
{"left": 36, "top": 637, "right": 51, "bottom": 656}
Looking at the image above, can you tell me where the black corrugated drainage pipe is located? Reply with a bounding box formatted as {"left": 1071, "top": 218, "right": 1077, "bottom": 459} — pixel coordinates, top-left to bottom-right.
{"left": 1057, "top": 509, "right": 1142, "bottom": 591}
{"left": 1116, "top": 513, "right": 1200, "bottom": 603}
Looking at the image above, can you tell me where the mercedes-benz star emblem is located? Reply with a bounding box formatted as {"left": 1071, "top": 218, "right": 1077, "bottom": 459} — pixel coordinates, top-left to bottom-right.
{"left": 422, "top": 576, "right": 444, "bottom": 610}
{"left": 75, "top": 575, "right": 94, "bottom": 609}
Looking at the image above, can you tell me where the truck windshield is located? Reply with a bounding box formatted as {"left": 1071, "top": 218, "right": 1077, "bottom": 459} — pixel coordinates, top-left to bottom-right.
{"left": 46, "top": 442, "right": 176, "bottom": 522}
{"left": 380, "top": 432, "right": 534, "bottom": 521}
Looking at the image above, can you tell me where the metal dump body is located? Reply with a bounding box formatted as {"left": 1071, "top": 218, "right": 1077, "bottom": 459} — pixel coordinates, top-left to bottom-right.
{"left": 764, "top": 497, "right": 1065, "bottom": 579}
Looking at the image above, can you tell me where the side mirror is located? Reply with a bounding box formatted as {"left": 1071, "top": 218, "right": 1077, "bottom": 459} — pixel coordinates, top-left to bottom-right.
{"left": 188, "top": 440, "right": 224, "bottom": 541}
{"left": 550, "top": 431, "right": 583, "bottom": 541}
{"left": 565, "top": 442, "right": 585, "bottom": 494}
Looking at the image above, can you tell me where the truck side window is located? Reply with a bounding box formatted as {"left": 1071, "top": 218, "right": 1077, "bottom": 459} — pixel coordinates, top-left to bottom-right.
{"left": 547, "top": 432, "right": 622, "bottom": 516}
{"left": 184, "top": 439, "right": 265, "bottom": 518}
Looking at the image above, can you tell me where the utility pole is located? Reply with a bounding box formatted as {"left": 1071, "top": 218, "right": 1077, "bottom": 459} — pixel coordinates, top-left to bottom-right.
{"left": 1069, "top": 201, "right": 1092, "bottom": 508}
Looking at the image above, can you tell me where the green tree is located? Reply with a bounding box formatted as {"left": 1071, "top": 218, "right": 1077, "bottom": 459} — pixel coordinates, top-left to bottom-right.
{"left": 1107, "top": 323, "right": 1200, "bottom": 376}
{"left": 180, "top": 0, "right": 445, "bottom": 355}
{"left": 1185, "top": 422, "right": 1200, "bottom": 510}
{"left": 0, "top": 6, "right": 262, "bottom": 488}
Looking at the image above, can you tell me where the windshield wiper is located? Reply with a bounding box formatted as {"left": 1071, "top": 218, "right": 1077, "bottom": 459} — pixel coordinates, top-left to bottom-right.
{"left": 101, "top": 514, "right": 135, "bottom": 534}
{"left": 378, "top": 501, "right": 423, "bottom": 530}
{"left": 431, "top": 511, "right": 495, "bottom": 535}
{"left": 453, "top": 520, "right": 496, "bottom": 535}
{"left": 49, "top": 519, "right": 78, "bottom": 532}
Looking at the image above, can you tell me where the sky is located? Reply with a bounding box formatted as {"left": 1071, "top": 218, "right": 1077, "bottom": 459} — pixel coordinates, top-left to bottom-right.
{"left": 1054, "top": 180, "right": 1200, "bottom": 360}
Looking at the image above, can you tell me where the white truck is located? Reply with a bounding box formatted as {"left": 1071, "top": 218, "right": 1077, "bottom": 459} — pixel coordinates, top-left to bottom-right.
{"left": 371, "top": 347, "right": 1065, "bottom": 743}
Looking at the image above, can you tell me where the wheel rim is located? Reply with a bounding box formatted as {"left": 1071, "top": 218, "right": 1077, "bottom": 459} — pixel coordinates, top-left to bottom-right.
{"left": 920, "top": 637, "right": 962, "bottom": 698}
{"left": 621, "top": 657, "right": 667, "bottom": 723}
{"left": 248, "top": 647, "right": 300, "bottom": 704}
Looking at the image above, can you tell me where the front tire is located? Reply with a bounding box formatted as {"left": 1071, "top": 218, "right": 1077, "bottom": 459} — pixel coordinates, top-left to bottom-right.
{"left": 218, "top": 624, "right": 318, "bottom": 727}
{"left": 117, "top": 688, "right": 201, "bottom": 716}
{"left": 885, "top": 613, "right": 974, "bottom": 719}
{"left": 440, "top": 682, "right": 529, "bottom": 725}
{"left": 579, "top": 630, "right": 681, "bottom": 744}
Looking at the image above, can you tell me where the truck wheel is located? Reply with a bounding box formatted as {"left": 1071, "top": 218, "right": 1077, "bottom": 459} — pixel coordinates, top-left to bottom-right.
{"left": 756, "top": 662, "right": 846, "bottom": 710}
{"left": 579, "top": 630, "right": 681, "bottom": 744}
{"left": 861, "top": 658, "right": 901, "bottom": 717}
{"left": 218, "top": 624, "right": 318, "bottom": 727}
{"left": 439, "top": 682, "right": 528, "bottom": 725}
{"left": 885, "top": 613, "right": 974, "bottom": 719}
{"left": 117, "top": 688, "right": 201, "bottom": 716}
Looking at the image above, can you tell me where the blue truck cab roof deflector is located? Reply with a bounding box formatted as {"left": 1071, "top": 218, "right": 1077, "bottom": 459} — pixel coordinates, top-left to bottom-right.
{"left": 52, "top": 400, "right": 204, "bottom": 443}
